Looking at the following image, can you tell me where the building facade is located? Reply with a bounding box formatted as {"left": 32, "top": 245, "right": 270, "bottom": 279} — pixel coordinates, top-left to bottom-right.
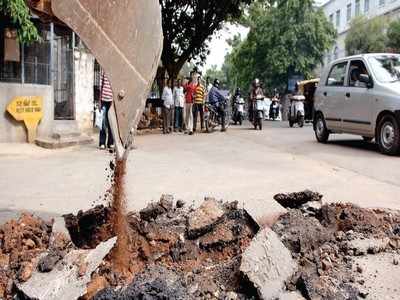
{"left": 0, "top": 13, "right": 97, "bottom": 145}
{"left": 322, "top": 0, "right": 400, "bottom": 64}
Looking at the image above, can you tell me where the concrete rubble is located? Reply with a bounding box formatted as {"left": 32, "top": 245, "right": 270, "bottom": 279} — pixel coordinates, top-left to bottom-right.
{"left": 240, "top": 228, "right": 297, "bottom": 300}
{"left": 2, "top": 191, "right": 400, "bottom": 300}
{"left": 17, "top": 237, "right": 116, "bottom": 300}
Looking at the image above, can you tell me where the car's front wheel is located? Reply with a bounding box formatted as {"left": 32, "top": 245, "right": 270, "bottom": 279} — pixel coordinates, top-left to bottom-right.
{"left": 377, "top": 115, "right": 400, "bottom": 155}
{"left": 314, "top": 114, "right": 329, "bottom": 143}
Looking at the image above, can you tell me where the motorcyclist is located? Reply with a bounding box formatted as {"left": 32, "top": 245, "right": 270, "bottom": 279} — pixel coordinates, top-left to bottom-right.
{"left": 208, "top": 79, "right": 227, "bottom": 132}
{"left": 249, "top": 78, "right": 264, "bottom": 121}
{"left": 269, "top": 89, "right": 280, "bottom": 120}
{"left": 232, "top": 87, "right": 244, "bottom": 125}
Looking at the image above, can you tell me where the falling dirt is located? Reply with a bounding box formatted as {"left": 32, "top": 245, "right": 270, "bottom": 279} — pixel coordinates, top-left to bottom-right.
{"left": 109, "top": 159, "right": 130, "bottom": 276}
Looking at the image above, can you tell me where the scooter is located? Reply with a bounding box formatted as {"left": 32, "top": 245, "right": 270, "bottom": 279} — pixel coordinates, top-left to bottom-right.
{"left": 253, "top": 95, "right": 264, "bottom": 130}
{"left": 269, "top": 97, "right": 280, "bottom": 121}
{"left": 233, "top": 96, "right": 245, "bottom": 125}
{"left": 288, "top": 95, "right": 305, "bottom": 128}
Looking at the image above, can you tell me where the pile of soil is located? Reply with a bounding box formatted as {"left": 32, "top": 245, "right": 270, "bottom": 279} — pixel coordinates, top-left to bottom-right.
{"left": 271, "top": 191, "right": 400, "bottom": 300}
{"left": 0, "top": 214, "right": 55, "bottom": 298}
{"left": 63, "top": 196, "right": 258, "bottom": 299}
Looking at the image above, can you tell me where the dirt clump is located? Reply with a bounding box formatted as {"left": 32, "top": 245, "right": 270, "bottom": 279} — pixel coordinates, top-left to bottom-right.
{"left": 63, "top": 205, "right": 114, "bottom": 249}
{"left": 272, "top": 198, "right": 400, "bottom": 300}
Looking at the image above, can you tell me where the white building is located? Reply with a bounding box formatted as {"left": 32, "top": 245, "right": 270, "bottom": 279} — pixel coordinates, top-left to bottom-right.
{"left": 322, "top": 0, "right": 400, "bottom": 63}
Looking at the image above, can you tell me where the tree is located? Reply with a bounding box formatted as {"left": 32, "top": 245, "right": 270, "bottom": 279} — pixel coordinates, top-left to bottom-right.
{"left": 205, "top": 65, "right": 227, "bottom": 86}
{"left": 0, "top": 0, "right": 38, "bottom": 43}
{"left": 345, "top": 16, "right": 387, "bottom": 55}
{"left": 159, "top": 0, "right": 252, "bottom": 80}
{"left": 387, "top": 19, "right": 400, "bottom": 52}
{"left": 224, "top": 0, "right": 336, "bottom": 93}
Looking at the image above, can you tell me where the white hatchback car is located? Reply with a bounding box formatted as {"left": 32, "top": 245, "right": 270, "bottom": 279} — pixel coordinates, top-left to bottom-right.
{"left": 314, "top": 53, "right": 400, "bottom": 155}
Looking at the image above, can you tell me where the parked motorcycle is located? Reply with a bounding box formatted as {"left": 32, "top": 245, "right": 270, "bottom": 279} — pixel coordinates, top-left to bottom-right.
{"left": 232, "top": 96, "right": 245, "bottom": 125}
{"left": 288, "top": 95, "right": 305, "bottom": 128}
{"left": 269, "top": 97, "right": 280, "bottom": 121}
{"left": 252, "top": 95, "right": 264, "bottom": 130}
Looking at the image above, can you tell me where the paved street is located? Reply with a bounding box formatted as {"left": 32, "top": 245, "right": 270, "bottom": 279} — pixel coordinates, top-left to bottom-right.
{"left": 1, "top": 121, "right": 400, "bottom": 222}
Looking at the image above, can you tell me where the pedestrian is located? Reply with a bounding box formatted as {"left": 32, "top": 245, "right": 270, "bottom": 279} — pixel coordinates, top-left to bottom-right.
{"left": 184, "top": 72, "right": 198, "bottom": 135}
{"left": 162, "top": 78, "right": 174, "bottom": 134}
{"left": 193, "top": 77, "right": 206, "bottom": 133}
{"left": 173, "top": 79, "right": 185, "bottom": 132}
{"left": 99, "top": 70, "right": 114, "bottom": 150}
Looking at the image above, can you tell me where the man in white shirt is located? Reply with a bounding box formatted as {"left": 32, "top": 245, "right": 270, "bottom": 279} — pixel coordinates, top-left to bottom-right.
{"left": 173, "top": 79, "right": 185, "bottom": 132}
{"left": 162, "top": 78, "right": 174, "bottom": 134}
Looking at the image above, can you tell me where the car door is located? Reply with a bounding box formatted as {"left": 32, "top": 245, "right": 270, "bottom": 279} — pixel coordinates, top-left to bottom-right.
{"left": 321, "top": 61, "right": 348, "bottom": 131}
{"left": 342, "top": 59, "right": 374, "bottom": 135}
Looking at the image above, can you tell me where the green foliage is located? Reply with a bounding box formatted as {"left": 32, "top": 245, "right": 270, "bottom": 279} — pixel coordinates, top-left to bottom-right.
{"left": 205, "top": 65, "right": 227, "bottom": 86}
{"left": 224, "top": 0, "right": 336, "bottom": 93}
{"left": 159, "top": 0, "right": 253, "bottom": 78}
{"left": 345, "top": 16, "right": 388, "bottom": 55}
{"left": 387, "top": 19, "right": 400, "bottom": 52}
{"left": 0, "top": 0, "right": 38, "bottom": 43}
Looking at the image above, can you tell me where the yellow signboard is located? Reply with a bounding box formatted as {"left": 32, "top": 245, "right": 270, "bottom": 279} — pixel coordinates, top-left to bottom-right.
{"left": 7, "top": 96, "right": 43, "bottom": 143}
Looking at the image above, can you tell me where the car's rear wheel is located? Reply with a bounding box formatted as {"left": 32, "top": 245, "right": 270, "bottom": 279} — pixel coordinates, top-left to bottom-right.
{"left": 377, "top": 115, "right": 400, "bottom": 155}
{"left": 315, "top": 114, "right": 329, "bottom": 143}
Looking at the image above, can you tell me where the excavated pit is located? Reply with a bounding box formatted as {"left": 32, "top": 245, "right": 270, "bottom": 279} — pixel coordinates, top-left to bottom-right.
{"left": 1, "top": 190, "right": 400, "bottom": 300}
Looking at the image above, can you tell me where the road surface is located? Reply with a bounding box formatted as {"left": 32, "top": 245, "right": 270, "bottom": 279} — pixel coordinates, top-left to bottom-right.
{"left": 1, "top": 121, "right": 399, "bottom": 222}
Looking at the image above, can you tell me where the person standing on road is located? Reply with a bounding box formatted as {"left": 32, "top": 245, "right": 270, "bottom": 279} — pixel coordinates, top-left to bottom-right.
{"left": 173, "top": 79, "right": 185, "bottom": 132}
{"left": 208, "top": 79, "right": 227, "bottom": 132}
{"left": 193, "top": 77, "right": 206, "bottom": 133}
{"left": 184, "top": 72, "right": 198, "bottom": 135}
{"left": 99, "top": 71, "right": 114, "bottom": 150}
{"left": 162, "top": 78, "right": 174, "bottom": 134}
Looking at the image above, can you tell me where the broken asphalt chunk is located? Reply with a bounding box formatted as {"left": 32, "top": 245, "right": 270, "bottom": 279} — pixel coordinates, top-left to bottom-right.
{"left": 274, "top": 190, "right": 323, "bottom": 209}
{"left": 186, "top": 199, "right": 224, "bottom": 239}
{"left": 240, "top": 227, "right": 297, "bottom": 300}
{"left": 17, "top": 237, "right": 117, "bottom": 300}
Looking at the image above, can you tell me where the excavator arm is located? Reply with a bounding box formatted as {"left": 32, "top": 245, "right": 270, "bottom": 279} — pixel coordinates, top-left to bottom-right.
{"left": 51, "top": 0, "right": 163, "bottom": 160}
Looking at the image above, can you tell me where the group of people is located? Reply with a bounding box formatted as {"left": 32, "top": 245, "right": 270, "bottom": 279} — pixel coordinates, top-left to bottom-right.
{"left": 161, "top": 72, "right": 227, "bottom": 135}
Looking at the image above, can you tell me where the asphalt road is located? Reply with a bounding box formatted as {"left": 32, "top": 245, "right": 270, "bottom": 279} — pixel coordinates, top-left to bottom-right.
{"left": 1, "top": 120, "right": 400, "bottom": 222}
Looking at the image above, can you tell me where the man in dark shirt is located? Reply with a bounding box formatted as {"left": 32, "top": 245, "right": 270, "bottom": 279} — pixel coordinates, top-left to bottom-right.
{"left": 208, "top": 79, "right": 227, "bottom": 132}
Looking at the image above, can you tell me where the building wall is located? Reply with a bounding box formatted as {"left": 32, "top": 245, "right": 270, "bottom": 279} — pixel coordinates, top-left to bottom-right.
{"left": 0, "top": 83, "right": 53, "bottom": 143}
{"left": 322, "top": 0, "right": 400, "bottom": 63}
{"left": 74, "top": 49, "right": 95, "bottom": 133}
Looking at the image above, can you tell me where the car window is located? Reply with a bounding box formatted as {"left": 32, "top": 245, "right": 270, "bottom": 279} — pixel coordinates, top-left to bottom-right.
{"left": 348, "top": 60, "right": 369, "bottom": 88}
{"left": 368, "top": 55, "right": 400, "bottom": 83}
{"left": 326, "top": 62, "right": 348, "bottom": 87}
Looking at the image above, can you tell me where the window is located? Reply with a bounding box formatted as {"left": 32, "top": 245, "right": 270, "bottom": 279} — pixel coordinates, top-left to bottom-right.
{"left": 365, "top": 0, "right": 370, "bottom": 13}
{"left": 355, "top": 0, "right": 361, "bottom": 16}
{"left": 347, "top": 4, "right": 352, "bottom": 22}
{"left": 336, "top": 10, "right": 341, "bottom": 28}
{"left": 326, "top": 62, "right": 348, "bottom": 86}
{"left": 379, "top": 0, "right": 385, "bottom": 6}
{"left": 329, "top": 14, "right": 334, "bottom": 24}
{"left": 368, "top": 55, "right": 400, "bottom": 83}
{"left": 348, "top": 60, "right": 370, "bottom": 88}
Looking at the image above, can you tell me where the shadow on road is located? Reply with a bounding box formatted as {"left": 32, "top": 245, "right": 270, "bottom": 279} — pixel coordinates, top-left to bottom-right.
{"left": 328, "top": 139, "right": 380, "bottom": 153}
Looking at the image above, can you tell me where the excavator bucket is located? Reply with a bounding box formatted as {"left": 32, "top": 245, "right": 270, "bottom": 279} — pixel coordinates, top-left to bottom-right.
{"left": 52, "top": 0, "right": 163, "bottom": 160}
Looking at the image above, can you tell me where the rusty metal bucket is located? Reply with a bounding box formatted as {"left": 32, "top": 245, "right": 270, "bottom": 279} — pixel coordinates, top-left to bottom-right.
{"left": 52, "top": 0, "right": 163, "bottom": 159}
